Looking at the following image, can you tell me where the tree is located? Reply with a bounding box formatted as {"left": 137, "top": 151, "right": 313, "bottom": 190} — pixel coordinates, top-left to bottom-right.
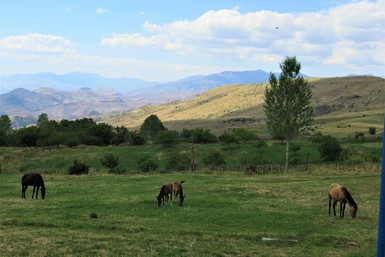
{"left": 263, "top": 56, "right": 314, "bottom": 172}
{"left": 0, "top": 115, "right": 12, "bottom": 146}
{"left": 140, "top": 115, "right": 166, "bottom": 140}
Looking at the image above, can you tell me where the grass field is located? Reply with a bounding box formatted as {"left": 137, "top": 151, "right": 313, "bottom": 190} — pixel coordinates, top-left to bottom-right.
{"left": 0, "top": 169, "right": 381, "bottom": 257}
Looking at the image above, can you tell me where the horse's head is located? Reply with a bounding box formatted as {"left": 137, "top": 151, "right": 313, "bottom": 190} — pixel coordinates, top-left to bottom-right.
{"left": 349, "top": 205, "right": 357, "bottom": 219}
{"left": 157, "top": 196, "right": 162, "bottom": 207}
{"left": 179, "top": 195, "right": 185, "bottom": 206}
{"left": 41, "top": 187, "right": 46, "bottom": 199}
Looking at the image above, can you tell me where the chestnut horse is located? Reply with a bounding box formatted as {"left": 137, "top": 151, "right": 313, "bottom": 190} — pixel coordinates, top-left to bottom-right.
{"left": 157, "top": 183, "right": 173, "bottom": 207}
{"left": 22, "top": 173, "right": 46, "bottom": 199}
{"left": 328, "top": 183, "right": 357, "bottom": 219}
{"left": 172, "top": 180, "right": 185, "bottom": 206}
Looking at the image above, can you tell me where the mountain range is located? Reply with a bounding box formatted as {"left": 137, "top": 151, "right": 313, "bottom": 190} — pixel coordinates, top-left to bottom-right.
{"left": 0, "top": 69, "right": 279, "bottom": 126}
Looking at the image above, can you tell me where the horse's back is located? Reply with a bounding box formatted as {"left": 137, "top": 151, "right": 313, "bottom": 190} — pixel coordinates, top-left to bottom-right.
{"left": 328, "top": 183, "right": 344, "bottom": 200}
{"left": 22, "top": 173, "right": 43, "bottom": 186}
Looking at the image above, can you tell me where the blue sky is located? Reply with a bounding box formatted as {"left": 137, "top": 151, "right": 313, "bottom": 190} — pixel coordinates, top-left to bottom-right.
{"left": 0, "top": 0, "right": 384, "bottom": 82}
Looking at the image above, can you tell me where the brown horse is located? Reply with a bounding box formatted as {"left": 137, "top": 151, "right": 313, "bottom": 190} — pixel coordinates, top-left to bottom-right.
{"left": 22, "top": 173, "right": 46, "bottom": 199}
{"left": 328, "top": 183, "right": 357, "bottom": 219}
{"left": 157, "top": 183, "right": 173, "bottom": 207}
{"left": 172, "top": 180, "right": 185, "bottom": 206}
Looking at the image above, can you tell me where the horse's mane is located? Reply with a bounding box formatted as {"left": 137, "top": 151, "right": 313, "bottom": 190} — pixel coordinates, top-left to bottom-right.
{"left": 342, "top": 187, "right": 357, "bottom": 208}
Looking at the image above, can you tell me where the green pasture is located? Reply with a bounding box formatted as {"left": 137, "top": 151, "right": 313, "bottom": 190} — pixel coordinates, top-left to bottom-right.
{"left": 0, "top": 140, "right": 381, "bottom": 174}
{"left": 0, "top": 169, "right": 381, "bottom": 256}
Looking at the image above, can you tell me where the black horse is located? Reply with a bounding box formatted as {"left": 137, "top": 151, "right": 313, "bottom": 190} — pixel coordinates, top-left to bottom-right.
{"left": 21, "top": 173, "right": 46, "bottom": 199}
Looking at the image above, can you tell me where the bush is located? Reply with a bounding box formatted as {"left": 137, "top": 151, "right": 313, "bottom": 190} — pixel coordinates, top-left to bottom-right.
{"left": 231, "top": 128, "right": 257, "bottom": 142}
{"left": 368, "top": 127, "right": 376, "bottom": 135}
{"left": 128, "top": 131, "right": 146, "bottom": 145}
{"left": 101, "top": 154, "right": 120, "bottom": 173}
{"left": 219, "top": 131, "right": 239, "bottom": 144}
{"left": 137, "top": 154, "right": 158, "bottom": 172}
{"left": 155, "top": 130, "right": 181, "bottom": 147}
{"left": 68, "top": 160, "right": 89, "bottom": 175}
{"left": 182, "top": 128, "right": 217, "bottom": 144}
{"left": 203, "top": 150, "right": 226, "bottom": 170}
{"left": 318, "top": 135, "right": 342, "bottom": 162}
{"left": 165, "top": 151, "right": 191, "bottom": 171}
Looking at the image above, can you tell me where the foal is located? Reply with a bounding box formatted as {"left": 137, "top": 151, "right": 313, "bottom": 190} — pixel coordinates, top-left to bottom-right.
{"left": 21, "top": 173, "right": 46, "bottom": 199}
{"left": 157, "top": 183, "right": 173, "bottom": 207}
{"left": 172, "top": 180, "right": 185, "bottom": 206}
{"left": 328, "top": 183, "right": 357, "bottom": 219}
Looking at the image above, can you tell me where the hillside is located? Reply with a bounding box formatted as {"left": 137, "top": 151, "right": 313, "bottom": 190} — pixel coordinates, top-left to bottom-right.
{"left": 101, "top": 76, "right": 385, "bottom": 136}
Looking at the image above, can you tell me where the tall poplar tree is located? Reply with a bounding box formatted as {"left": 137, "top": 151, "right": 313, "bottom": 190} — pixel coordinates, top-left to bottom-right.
{"left": 263, "top": 56, "right": 313, "bottom": 172}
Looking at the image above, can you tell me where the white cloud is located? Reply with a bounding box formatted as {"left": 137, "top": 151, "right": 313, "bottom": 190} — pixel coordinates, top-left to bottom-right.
{"left": 101, "top": 0, "right": 385, "bottom": 69}
{"left": 0, "top": 33, "right": 74, "bottom": 53}
{"left": 96, "top": 7, "right": 107, "bottom": 14}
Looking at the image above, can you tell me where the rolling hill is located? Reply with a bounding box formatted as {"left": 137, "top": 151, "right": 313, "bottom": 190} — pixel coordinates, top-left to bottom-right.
{"left": 100, "top": 76, "right": 385, "bottom": 136}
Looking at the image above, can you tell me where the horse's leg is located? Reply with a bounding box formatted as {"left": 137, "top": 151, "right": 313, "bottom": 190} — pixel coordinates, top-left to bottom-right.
{"left": 328, "top": 196, "right": 332, "bottom": 216}
{"left": 22, "top": 185, "right": 27, "bottom": 199}
{"left": 31, "top": 186, "right": 35, "bottom": 199}
{"left": 36, "top": 186, "right": 40, "bottom": 199}
{"left": 341, "top": 201, "right": 346, "bottom": 218}
{"left": 333, "top": 200, "right": 337, "bottom": 216}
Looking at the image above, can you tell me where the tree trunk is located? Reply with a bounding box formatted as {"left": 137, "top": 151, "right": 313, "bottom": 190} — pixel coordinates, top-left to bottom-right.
{"left": 285, "top": 140, "right": 290, "bottom": 172}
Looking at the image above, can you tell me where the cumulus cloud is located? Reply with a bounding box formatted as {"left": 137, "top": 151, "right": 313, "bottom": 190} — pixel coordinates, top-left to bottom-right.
{"left": 0, "top": 33, "right": 74, "bottom": 53}
{"left": 101, "top": 0, "right": 385, "bottom": 68}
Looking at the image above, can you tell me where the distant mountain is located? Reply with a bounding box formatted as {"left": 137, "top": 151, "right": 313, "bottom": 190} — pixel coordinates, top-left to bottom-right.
{"left": 0, "top": 72, "right": 156, "bottom": 94}
{"left": 0, "top": 87, "right": 145, "bottom": 120}
{"left": 0, "top": 69, "right": 308, "bottom": 121}
{"left": 129, "top": 70, "right": 276, "bottom": 102}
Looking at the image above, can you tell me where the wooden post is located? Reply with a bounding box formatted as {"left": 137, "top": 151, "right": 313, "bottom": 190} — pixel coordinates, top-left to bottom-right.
{"left": 305, "top": 152, "right": 310, "bottom": 171}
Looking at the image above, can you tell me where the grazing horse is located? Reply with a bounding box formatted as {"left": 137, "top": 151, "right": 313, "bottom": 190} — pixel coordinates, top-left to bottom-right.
{"left": 157, "top": 183, "right": 173, "bottom": 207}
{"left": 22, "top": 173, "right": 46, "bottom": 199}
{"left": 328, "top": 183, "right": 357, "bottom": 219}
{"left": 172, "top": 180, "right": 185, "bottom": 206}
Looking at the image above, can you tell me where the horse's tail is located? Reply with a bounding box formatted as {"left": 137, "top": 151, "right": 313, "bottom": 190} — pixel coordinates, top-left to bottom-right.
{"left": 180, "top": 180, "right": 185, "bottom": 184}
{"left": 342, "top": 187, "right": 357, "bottom": 208}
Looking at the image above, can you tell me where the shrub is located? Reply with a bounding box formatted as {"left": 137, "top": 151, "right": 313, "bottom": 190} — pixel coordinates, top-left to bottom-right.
{"left": 231, "top": 128, "right": 257, "bottom": 142}
{"left": 368, "top": 127, "right": 376, "bottom": 135}
{"left": 128, "top": 131, "right": 146, "bottom": 145}
{"left": 318, "top": 135, "right": 342, "bottom": 162}
{"left": 155, "top": 130, "right": 181, "bottom": 147}
{"left": 218, "top": 131, "right": 239, "bottom": 144}
{"left": 68, "top": 160, "right": 89, "bottom": 175}
{"left": 90, "top": 212, "right": 98, "bottom": 219}
{"left": 165, "top": 151, "right": 191, "bottom": 171}
{"left": 137, "top": 154, "right": 158, "bottom": 172}
{"left": 183, "top": 128, "right": 217, "bottom": 143}
{"left": 203, "top": 150, "right": 226, "bottom": 170}
{"left": 101, "top": 154, "right": 120, "bottom": 173}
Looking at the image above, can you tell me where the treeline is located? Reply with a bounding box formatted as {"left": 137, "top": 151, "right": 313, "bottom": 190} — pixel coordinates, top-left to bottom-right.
{"left": 0, "top": 113, "right": 262, "bottom": 148}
